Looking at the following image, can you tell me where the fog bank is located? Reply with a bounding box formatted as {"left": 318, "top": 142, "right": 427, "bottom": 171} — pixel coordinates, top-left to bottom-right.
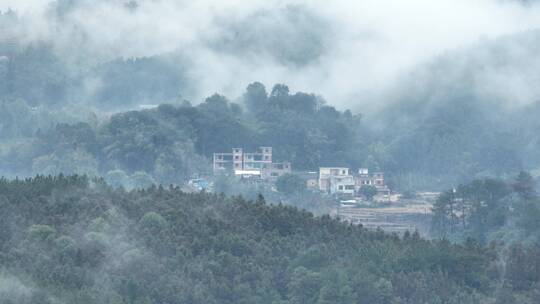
{"left": 2, "top": 0, "right": 540, "bottom": 108}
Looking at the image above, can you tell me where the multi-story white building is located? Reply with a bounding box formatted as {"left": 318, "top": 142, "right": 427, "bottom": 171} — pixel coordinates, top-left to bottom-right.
{"left": 319, "top": 167, "right": 356, "bottom": 196}
{"left": 318, "top": 167, "right": 390, "bottom": 197}
{"left": 213, "top": 147, "right": 291, "bottom": 180}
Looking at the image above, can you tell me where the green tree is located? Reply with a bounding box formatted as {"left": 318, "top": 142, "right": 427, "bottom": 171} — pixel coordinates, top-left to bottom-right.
{"left": 243, "top": 82, "right": 268, "bottom": 114}
{"left": 139, "top": 212, "right": 168, "bottom": 234}
{"left": 513, "top": 171, "right": 536, "bottom": 201}
{"left": 0, "top": 175, "right": 533, "bottom": 303}
{"left": 288, "top": 267, "right": 321, "bottom": 304}
{"left": 27, "top": 224, "right": 56, "bottom": 241}
{"left": 104, "top": 169, "right": 130, "bottom": 188}
{"left": 276, "top": 174, "right": 306, "bottom": 195}
{"left": 130, "top": 171, "right": 156, "bottom": 189}
{"left": 360, "top": 185, "right": 378, "bottom": 201}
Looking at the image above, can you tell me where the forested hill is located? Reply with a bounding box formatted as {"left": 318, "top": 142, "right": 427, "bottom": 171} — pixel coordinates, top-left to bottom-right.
{"left": 3, "top": 79, "right": 540, "bottom": 191}
{"left": 431, "top": 172, "right": 540, "bottom": 246}
{"left": 0, "top": 85, "right": 364, "bottom": 185}
{"left": 6, "top": 31, "right": 540, "bottom": 190}
{"left": 4, "top": 8, "right": 540, "bottom": 190}
{"left": 368, "top": 30, "right": 540, "bottom": 188}
{"left": 1, "top": 175, "right": 539, "bottom": 303}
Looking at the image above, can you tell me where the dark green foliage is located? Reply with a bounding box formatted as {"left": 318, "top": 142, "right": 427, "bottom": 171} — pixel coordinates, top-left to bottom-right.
{"left": 0, "top": 175, "right": 531, "bottom": 303}
{"left": 368, "top": 32, "right": 540, "bottom": 189}
{"left": 243, "top": 81, "right": 268, "bottom": 114}
{"left": 505, "top": 245, "right": 540, "bottom": 291}
{"left": 0, "top": 83, "right": 366, "bottom": 183}
{"left": 0, "top": 40, "right": 193, "bottom": 110}
{"left": 513, "top": 171, "right": 536, "bottom": 200}
{"left": 359, "top": 185, "right": 378, "bottom": 201}
{"left": 276, "top": 174, "right": 306, "bottom": 195}
{"left": 0, "top": 43, "right": 68, "bottom": 106}
{"left": 431, "top": 172, "right": 539, "bottom": 244}
{"left": 244, "top": 83, "right": 363, "bottom": 170}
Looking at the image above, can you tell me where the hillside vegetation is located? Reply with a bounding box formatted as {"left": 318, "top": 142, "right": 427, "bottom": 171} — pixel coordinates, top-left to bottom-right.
{"left": 5, "top": 31, "right": 540, "bottom": 191}
{"left": 0, "top": 175, "right": 539, "bottom": 303}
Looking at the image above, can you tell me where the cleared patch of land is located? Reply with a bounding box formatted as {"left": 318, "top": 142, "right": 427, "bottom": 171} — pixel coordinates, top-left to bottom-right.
{"left": 336, "top": 200, "right": 433, "bottom": 236}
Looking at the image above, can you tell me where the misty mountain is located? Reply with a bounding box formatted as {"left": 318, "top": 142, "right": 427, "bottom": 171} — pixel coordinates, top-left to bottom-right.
{"left": 2, "top": 1, "right": 540, "bottom": 303}
{"left": 6, "top": 24, "right": 540, "bottom": 188}
{"left": 4, "top": 0, "right": 540, "bottom": 108}
{"left": 366, "top": 30, "right": 540, "bottom": 187}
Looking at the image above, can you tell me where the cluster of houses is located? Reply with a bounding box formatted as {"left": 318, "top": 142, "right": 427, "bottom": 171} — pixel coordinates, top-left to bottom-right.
{"left": 211, "top": 147, "right": 391, "bottom": 200}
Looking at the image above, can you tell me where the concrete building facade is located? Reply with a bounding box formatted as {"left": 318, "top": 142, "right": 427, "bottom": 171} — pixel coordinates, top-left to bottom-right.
{"left": 213, "top": 147, "right": 291, "bottom": 180}
{"left": 356, "top": 168, "right": 390, "bottom": 196}
{"left": 318, "top": 167, "right": 390, "bottom": 198}
{"left": 319, "top": 167, "right": 356, "bottom": 197}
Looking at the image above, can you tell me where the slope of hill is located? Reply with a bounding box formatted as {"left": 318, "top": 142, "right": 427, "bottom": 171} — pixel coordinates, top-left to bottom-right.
{"left": 0, "top": 175, "right": 539, "bottom": 303}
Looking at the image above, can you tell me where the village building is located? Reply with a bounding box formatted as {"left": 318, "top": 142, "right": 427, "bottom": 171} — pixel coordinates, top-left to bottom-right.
{"left": 356, "top": 168, "right": 391, "bottom": 196}
{"left": 213, "top": 147, "right": 291, "bottom": 180}
{"left": 318, "top": 167, "right": 390, "bottom": 198}
{"left": 319, "top": 167, "right": 356, "bottom": 197}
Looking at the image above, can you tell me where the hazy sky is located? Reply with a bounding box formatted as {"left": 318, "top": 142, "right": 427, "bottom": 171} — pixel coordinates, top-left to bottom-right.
{"left": 3, "top": 0, "right": 540, "bottom": 108}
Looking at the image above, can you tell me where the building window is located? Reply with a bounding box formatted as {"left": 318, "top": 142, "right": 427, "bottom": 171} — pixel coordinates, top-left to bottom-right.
{"left": 264, "top": 156, "right": 269, "bottom": 160}
{"left": 342, "top": 170, "right": 346, "bottom": 174}
{"left": 345, "top": 185, "right": 354, "bottom": 190}
{"left": 235, "top": 156, "right": 240, "bottom": 160}
{"left": 338, "top": 185, "right": 344, "bottom": 190}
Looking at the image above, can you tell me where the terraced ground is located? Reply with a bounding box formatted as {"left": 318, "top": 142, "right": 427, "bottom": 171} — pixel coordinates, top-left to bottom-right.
{"left": 336, "top": 199, "right": 434, "bottom": 236}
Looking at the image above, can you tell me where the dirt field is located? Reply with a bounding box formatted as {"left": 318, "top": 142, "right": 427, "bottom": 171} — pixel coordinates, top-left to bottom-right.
{"left": 335, "top": 200, "right": 433, "bottom": 236}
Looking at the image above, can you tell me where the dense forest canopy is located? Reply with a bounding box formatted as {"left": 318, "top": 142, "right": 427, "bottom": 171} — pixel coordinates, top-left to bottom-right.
{"left": 0, "top": 175, "right": 539, "bottom": 304}
{"left": 431, "top": 171, "right": 540, "bottom": 244}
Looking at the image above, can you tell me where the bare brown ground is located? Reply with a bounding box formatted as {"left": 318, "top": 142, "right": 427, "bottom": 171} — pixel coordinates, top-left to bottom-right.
{"left": 335, "top": 200, "right": 433, "bottom": 236}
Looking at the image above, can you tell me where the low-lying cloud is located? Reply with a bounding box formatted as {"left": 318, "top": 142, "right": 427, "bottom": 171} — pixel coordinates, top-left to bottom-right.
{"left": 3, "top": 0, "right": 540, "bottom": 108}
